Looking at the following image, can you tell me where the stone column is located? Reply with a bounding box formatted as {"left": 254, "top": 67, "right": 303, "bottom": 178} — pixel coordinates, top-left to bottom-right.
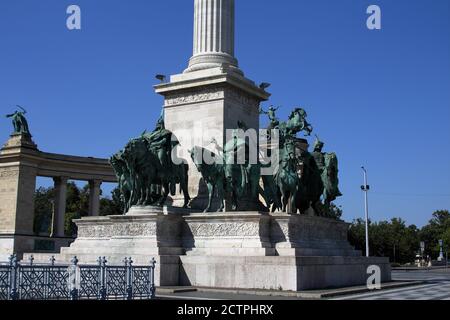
{"left": 88, "top": 180, "right": 102, "bottom": 217}
{"left": 52, "top": 177, "right": 68, "bottom": 238}
{"left": 155, "top": 0, "right": 270, "bottom": 210}
{"left": 185, "top": 0, "right": 241, "bottom": 73}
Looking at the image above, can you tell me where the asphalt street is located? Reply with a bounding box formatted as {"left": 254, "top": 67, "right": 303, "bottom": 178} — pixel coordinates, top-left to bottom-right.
{"left": 155, "top": 268, "right": 450, "bottom": 300}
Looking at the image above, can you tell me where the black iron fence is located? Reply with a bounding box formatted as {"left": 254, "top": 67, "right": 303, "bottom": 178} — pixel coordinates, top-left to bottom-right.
{"left": 0, "top": 255, "right": 156, "bottom": 300}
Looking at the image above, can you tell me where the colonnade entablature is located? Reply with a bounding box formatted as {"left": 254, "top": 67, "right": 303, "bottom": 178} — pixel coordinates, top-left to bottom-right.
{"left": 0, "top": 133, "right": 116, "bottom": 260}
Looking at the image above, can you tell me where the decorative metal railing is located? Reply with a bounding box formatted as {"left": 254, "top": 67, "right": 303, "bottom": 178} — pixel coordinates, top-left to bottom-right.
{"left": 0, "top": 255, "right": 156, "bottom": 300}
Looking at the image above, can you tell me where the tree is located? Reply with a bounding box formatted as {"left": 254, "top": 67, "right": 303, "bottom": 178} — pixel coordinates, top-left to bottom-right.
{"left": 316, "top": 203, "right": 343, "bottom": 220}
{"left": 419, "top": 210, "right": 450, "bottom": 258}
{"left": 33, "top": 187, "right": 54, "bottom": 234}
{"left": 33, "top": 182, "right": 123, "bottom": 237}
{"left": 100, "top": 187, "right": 123, "bottom": 216}
{"left": 348, "top": 218, "right": 367, "bottom": 254}
{"left": 348, "top": 217, "right": 420, "bottom": 264}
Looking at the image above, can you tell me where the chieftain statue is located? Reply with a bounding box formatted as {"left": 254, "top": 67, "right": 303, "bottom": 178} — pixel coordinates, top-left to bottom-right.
{"left": 189, "top": 121, "right": 262, "bottom": 213}
{"left": 112, "top": 104, "right": 341, "bottom": 218}
{"left": 260, "top": 107, "right": 342, "bottom": 216}
{"left": 110, "top": 111, "right": 190, "bottom": 212}
{"left": 6, "top": 105, "right": 31, "bottom": 135}
{"left": 312, "top": 135, "right": 342, "bottom": 206}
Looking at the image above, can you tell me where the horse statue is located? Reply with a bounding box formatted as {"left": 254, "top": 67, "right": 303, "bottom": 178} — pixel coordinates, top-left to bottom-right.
{"left": 283, "top": 108, "right": 313, "bottom": 137}
{"left": 294, "top": 136, "right": 342, "bottom": 216}
{"left": 275, "top": 138, "right": 299, "bottom": 213}
{"left": 189, "top": 146, "right": 226, "bottom": 212}
{"left": 110, "top": 116, "right": 191, "bottom": 212}
{"left": 296, "top": 150, "right": 323, "bottom": 214}
{"left": 260, "top": 164, "right": 282, "bottom": 212}
{"left": 110, "top": 151, "right": 132, "bottom": 213}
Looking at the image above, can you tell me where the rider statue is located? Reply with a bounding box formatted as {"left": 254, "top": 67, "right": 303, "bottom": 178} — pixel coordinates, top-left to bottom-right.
{"left": 312, "top": 135, "right": 326, "bottom": 173}
{"left": 311, "top": 135, "right": 342, "bottom": 206}
{"left": 288, "top": 107, "right": 313, "bottom": 136}
{"left": 143, "top": 108, "right": 173, "bottom": 172}
{"left": 6, "top": 106, "right": 31, "bottom": 135}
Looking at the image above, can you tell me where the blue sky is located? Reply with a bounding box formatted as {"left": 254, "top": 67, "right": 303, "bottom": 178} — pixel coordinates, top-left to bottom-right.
{"left": 1, "top": 0, "right": 449, "bottom": 227}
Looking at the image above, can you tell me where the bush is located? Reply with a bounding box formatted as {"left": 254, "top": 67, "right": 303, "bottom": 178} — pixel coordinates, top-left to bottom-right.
{"left": 64, "top": 212, "right": 81, "bottom": 237}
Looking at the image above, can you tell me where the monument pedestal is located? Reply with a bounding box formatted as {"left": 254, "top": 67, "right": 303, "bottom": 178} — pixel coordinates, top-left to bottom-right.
{"left": 179, "top": 255, "right": 390, "bottom": 291}
{"left": 183, "top": 212, "right": 275, "bottom": 256}
{"left": 155, "top": 67, "right": 270, "bottom": 212}
{"left": 0, "top": 133, "right": 39, "bottom": 260}
{"left": 25, "top": 207, "right": 391, "bottom": 290}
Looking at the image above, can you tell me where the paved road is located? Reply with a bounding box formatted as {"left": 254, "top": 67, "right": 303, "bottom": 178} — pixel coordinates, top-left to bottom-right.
{"left": 156, "top": 269, "right": 450, "bottom": 301}
{"left": 332, "top": 269, "right": 450, "bottom": 300}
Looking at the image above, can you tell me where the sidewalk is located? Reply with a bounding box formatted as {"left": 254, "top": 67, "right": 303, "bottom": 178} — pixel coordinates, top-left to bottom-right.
{"left": 156, "top": 281, "right": 424, "bottom": 300}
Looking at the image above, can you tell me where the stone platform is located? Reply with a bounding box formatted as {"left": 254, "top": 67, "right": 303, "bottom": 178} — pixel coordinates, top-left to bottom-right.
{"left": 25, "top": 207, "right": 391, "bottom": 291}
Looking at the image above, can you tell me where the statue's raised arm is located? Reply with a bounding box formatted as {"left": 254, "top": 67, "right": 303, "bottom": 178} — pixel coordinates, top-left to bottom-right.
{"left": 259, "top": 107, "right": 268, "bottom": 115}
{"left": 18, "top": 105, "right": 27, "bottom": 115}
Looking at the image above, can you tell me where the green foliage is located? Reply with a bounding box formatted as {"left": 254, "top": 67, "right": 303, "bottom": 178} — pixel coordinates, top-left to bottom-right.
{"left": 65, "top": 212, "right": 81, "bottom": 237}
{"left": 317, "top": 203, "right": 343, "bottom": 220}
{"left": 349, "top": 210, "right": 450, "bottom": 264}
{"left": 419, "top": 210, "right": 450, "bottom": 257}
{"left": 100, "top": 187, "right": 123, "bottom": 216}
{"left": 33, "top": 182, "right": 122, "bottom": 237}
{"left": 33, "top": 187, "right": 54, "bottom": 234}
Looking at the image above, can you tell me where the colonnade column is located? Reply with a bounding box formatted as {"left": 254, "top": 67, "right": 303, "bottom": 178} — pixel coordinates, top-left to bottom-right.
{"left": 88, "top": 180, "right": 102, "bottom": 217}
{"left": 51, "top": 176, "right": 68, "bottom": 238}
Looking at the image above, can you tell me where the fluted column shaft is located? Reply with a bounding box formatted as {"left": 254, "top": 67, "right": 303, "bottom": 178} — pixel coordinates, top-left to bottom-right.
{"left": 193, "top": 0, "right": 234, "bottom": 56}
{"left": 185, "top": 0, "right": 240, "bottom": 73}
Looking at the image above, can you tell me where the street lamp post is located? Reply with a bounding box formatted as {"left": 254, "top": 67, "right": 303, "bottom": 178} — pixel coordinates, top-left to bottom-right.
{"left": 420, "top": 241, "right": 425, "bottom": 267}
{"left": 361, "top": 166, "right": 370, "bottom": 258}
{"left": 438, "top": 240, "right": 444, "bottom": 261}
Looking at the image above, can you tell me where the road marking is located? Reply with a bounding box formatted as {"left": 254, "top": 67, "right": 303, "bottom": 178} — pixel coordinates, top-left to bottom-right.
{"left": 331, "top": 282, "right": 446, "bottom": 300}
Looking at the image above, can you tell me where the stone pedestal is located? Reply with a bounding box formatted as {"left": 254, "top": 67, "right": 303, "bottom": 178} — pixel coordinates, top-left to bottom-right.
{"left": 270, "top": 214, "right": 361, "bottom": 257}
{"left": 0, "top": 134, "right": 39, "bottom": 260}
{"left": 26, "top": 207, "right": 391, "bottom": 290}
{"left": 179, "top": 255, "right": 391, "bottom": 291}
{"left": 1, "top": 133, "right": 37, "bottom": 154}
{"left": 155, "top": 69, "right": 269, "bottom": 211}
{"left": 27, "top": 207, "right": 186, "bottom": 286}
{"left": 183, "top": 212, "right": 274, "bottom": 256}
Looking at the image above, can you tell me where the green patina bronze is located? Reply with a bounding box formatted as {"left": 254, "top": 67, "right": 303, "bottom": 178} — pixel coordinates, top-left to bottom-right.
{"left": 313, "top": 135, "right": 342, "bottom": 206}
{"left": 275, "top": 137, "right": 299, "bottom": 213}
{"left": 260, "top": 107, "right": 342, "bottom": 216}
{"left": 110, "top": 112, "right": 190, "bottom": 212}
{"left": 6, "top": 105, "right": 31, "bottom": 135}
{"left": 113, "top": 104, "right": 341, "bottom": 217}
{"left": 189, "top": 146, "right": 226, "bottom": 213}
{"left": 190, "top": 121, "right": 262, "bottom": 213}
{"left": 260, "top": 105, "right": 280, "bottom": 130}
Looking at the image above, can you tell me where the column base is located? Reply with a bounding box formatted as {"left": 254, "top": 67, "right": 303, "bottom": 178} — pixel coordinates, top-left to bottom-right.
{"left": 184, "top": 53, "right": 243, "bottom": 75}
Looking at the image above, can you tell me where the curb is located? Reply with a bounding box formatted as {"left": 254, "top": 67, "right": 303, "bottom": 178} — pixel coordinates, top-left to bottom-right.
{"left": 157, "top": 281, "right": 426, "bottom": 299}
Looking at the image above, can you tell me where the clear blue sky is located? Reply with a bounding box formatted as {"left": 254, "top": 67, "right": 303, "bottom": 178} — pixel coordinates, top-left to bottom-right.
{"left": 1, "top": 0, "right": 449, "bottom": 227}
